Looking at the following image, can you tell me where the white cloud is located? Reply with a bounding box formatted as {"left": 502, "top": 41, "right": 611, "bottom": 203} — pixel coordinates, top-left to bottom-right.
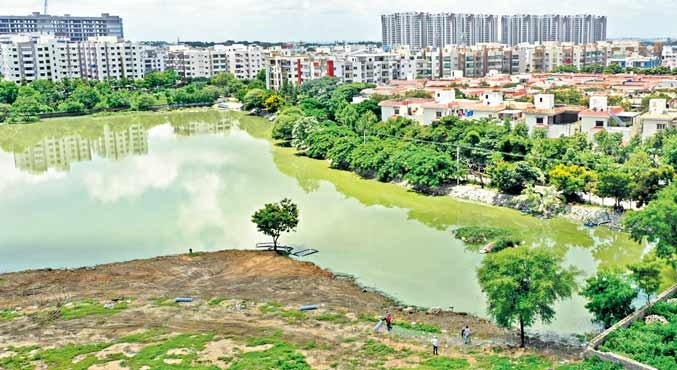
{"left": 2, "top": 0, "right": 675, "bottom": 41}
{"left": 82, "top": 155, "right": 179, "bottom": 203}
{"left": 0, "top": 152, "right": 67, "bottom": 197}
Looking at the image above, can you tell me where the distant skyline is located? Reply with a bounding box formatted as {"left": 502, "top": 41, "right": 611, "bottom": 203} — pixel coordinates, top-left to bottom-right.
{"left": 1, "top": 0, "right": 676, "bottom": 42}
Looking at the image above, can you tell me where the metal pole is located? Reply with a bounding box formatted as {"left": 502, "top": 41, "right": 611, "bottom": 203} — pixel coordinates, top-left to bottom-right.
{"left": 456, "top": 145, "right": 460, "bottom": 186}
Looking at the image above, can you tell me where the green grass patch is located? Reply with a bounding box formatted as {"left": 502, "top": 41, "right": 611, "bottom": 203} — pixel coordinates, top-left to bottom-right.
{"left": 208, "top": 297, "right": 227, "bottom": 306}
{"left": 394, "top": 321, "right": 442, "bottom": 334}
{"left": 0, "top": 346, "right": 40, "bottom": 370}
{"left": 33, "top": 343, "right": 111, "bottom": 370}
{"left": 123, "top": 333, "right": 218, "bottom": 370}
{"left": 228, "top": 342, "right": 311, "bottom": 370}
{"left": 558, "top": 357, "right": 623, "bottom": 370}
{"left": 361, "top": 339, "right": 396, "bottom": 357}
{"left": 0, "top": 309, "right": 20, "bottom": 321}
{"left": 408, "top": 356, "right": 470, "bottom": 370}
{"left": 258, "top": 302, "right": 307, "bottom": 324}
{"left": 59, "top": 300, "right": 128, "bottom": 320}
{"left": 315, "top": 311, "right": 350, "bottom": 324}
{"left": 475, "top": 354, "right": 552, "bottom": 370}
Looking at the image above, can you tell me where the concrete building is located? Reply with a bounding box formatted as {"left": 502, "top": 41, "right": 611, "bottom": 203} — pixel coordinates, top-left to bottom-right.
{"left": 500, "top": 14, "right": 606, "bottom": 45}
{"left": 13, "top": 135, "right": 92, "bottom": 174}
{"left": 141, "top": 45, "right": 167, "bottom": 74}
{"left": 0, "top": 12, "right": 123, "bottom": 41}
{"left": 266, "top": 54, "right": 338, "bottom": 90}
{"left": 524, "top": 93, "right": 583, "bottom": 138}
{"left": 79, "top": 36, "right": 144, "bottom": 81}
{"left": 579, "top": 95, "right": 637, "bottom": 142}
{"left": 639, "top": 99, "right": 677, "bottom": 140}
{"left": 0, "top": 35, "right": 80, "bottom": 83}
{"left": 381, "top": 12, "right": 499, "bottom": 50}
{"left": 217, "top": 44, "right": 264, "bottom": 80}
{"left": 341, "top": 52, "right": 400, "bottom": 84}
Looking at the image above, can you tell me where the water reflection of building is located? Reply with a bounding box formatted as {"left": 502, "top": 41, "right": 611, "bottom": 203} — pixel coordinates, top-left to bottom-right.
{"left": 14, "top": 136, "right": 92, "bottom": 174}
{"left": 173, "top": 119, "right": 231, "bottom": 136}
{"left": 92, "top": 124, "right": 149, "bottom": 160}
{"left": 12, "top": 124, "right": 149, "bottom": 174}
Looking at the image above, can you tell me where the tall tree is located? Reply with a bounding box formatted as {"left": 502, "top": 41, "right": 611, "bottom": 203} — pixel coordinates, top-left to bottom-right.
{"left": 581, "top": 271, "right": 637, "bottom": 328}
{"left": 624, "top": 183, "right": 677, "bottom": 267}
{"left": 251, "top": 199, "right": 299, "bottom": 252}
{"left": 628, "top": 254, "right": 663, "bottom": 303}
{"left": 477, "top": 247, "right": 578, "bottom": 347}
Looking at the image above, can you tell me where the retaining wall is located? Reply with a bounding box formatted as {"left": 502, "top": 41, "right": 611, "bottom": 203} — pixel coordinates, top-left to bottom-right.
{"left": 584, "top": 283, "right": 677, "bottom": 369}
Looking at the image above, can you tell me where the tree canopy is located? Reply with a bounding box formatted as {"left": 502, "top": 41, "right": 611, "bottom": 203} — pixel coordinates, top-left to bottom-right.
{"left": 251, "top": 198, "right": 300, "bottom": 252}
{"left": 477, "top": 247, "right": 578, "bottom": 347}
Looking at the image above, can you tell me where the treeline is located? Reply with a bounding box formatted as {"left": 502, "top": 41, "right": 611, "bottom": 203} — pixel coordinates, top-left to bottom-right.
{"left": 267, "top": 78, "right": 676, "bottom": 214}
{"left": 0, "top": 70, "right": 272, "bottom": 123}
{"left": 552, "top": 63, "right": 677, "bottom": 75}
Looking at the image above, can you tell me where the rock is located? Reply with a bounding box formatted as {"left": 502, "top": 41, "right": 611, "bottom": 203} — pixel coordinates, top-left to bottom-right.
{"left": 428, "top": 307, "right": 442, "bottom": 315}
{"left": 403, "top": 307, "right": 415, "bottom": 314}
{"left": 645, "top": 315, "right": 668, "bottom": 325}
{"left": 103, "top": 303, "right": 115, "bottom": 309}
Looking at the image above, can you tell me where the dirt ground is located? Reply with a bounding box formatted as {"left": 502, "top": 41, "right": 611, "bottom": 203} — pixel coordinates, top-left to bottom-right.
{"left": 0, "top": 251, "right": 581, "bottom": 369}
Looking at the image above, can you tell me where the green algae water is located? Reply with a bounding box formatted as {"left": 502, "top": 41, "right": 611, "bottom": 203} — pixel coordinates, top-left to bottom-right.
{"left": 0, "top": 110, "right": 658, "bottom": 334}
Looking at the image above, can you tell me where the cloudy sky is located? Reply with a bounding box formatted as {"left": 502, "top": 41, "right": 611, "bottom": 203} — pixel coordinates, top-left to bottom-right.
{"left": 2, "top": 0, "right": 676, "bottom": 41}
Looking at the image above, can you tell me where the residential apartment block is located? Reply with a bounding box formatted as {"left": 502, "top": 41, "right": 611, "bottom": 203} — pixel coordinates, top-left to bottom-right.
{"left": 500, "top": 15, "right": 606, "bottom": 45}
{"left": 0, "top": 12, "right": 123, "bottom": 41}
{"left": 0, "top": 35, "right": 80, "bottom": 83}
{"left": 167, "top": 44, "right": 263, "bottom": 80}
{"left": 78, "top": 36, "right": 144, "bottom": 81}
{"left": 381, "top": 12, "right": 499, "bottom": 50}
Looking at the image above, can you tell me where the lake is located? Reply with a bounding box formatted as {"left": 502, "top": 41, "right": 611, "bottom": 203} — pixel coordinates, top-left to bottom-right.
{"left": 0, "top": 110, "right": 651, "bottom": 335}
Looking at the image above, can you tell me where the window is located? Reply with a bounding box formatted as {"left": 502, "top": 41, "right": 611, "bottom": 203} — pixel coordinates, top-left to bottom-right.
{"left": 539, "top": 97, "right": 543, "bottom": 103}
{"left": 394, "top": 108, "right": 400, "bottom": 115}
{"left": 436, "top": 111, "right": 442, "bottom": 118}
{"left": 595, "top": 120, "right": 604, "bottom": 127}
{"left": 657, "top": 123, "right": 667, "bottom": 130}
{"left": 536, "top": 117, "right": 544, "bottom": 124}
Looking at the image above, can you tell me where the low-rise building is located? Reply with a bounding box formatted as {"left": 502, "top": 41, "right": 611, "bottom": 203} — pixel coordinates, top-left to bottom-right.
{"left": 639, "top": 99, "right": 677, "bottom": 140}
{"left": 524, "top": 93, "right": 583, "bottom": 138}
{"left": 579, "top": 95, "right": 637, "bottom": 142}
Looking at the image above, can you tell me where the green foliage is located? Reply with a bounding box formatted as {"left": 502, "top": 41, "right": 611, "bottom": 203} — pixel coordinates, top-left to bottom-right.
{"left": 558, "top": 358, "right": 622, "bottom": 370}
{"left": 512, "top": 185, "right": 564, "bottom": 218}
{"left": 242, "top": 88, "right": 267, "bottom": 111}
{"left": 133, "top": 93, "right": 156, "bottom": 111}
{"left": 70, "top": 85, "right": 101, "bottom": 110}
{"left": 33, "top": 343, "right": 109, "bottom": 370}
{"left": 548, "top": 164, "right": 597, "bottom": 203}
{"left": 581, "top": 271, "right": 637, "bottom": 328}
{"left": 291, "top": 116, "right": 320, "bottom": 150}
{"left": 595, "top": 170, "right": 633, "bottom": 207}
{"left": 251, "top": 198, "right": 299, "bottom": 250}
{"left": 273, "top": 107, "right": 304, "bottom": 142}
{"left": 124, "top": 333, "right": 218, "bottom": 370}
{"left": 628, "top": 253, "right": 663, "bottom": 302}
{"left": 453, "top": 226, "right": 512, "bottom": 245}
{"left": 0, "top": 81, "right": 19, "bottom": 104}
{"left": 624, "top": 183, "right": 677, "bottom": 265}
{"left": 600, "top": 300, "right": 677, "bottom": 370}
{"left": 489, "top": 161, "right": 543, "bottom": 195}
{"left": 477, "top": 247, "right": 579, "bottom": 347}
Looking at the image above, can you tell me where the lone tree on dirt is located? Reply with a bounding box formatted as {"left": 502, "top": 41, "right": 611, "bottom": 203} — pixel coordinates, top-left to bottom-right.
{"left": 477, "top": 247, "right": 578, "bottom": 348}
{"left": 251, "top": 198, "right": 299, "bottom": 252}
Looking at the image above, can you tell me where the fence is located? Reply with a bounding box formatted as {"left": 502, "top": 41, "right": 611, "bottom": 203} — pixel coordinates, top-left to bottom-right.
{"left": 37, "top": 102, "right": 214, "bottom": 119}
{"left": 584, "top": 283, "right": 677, "bottom": 370}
